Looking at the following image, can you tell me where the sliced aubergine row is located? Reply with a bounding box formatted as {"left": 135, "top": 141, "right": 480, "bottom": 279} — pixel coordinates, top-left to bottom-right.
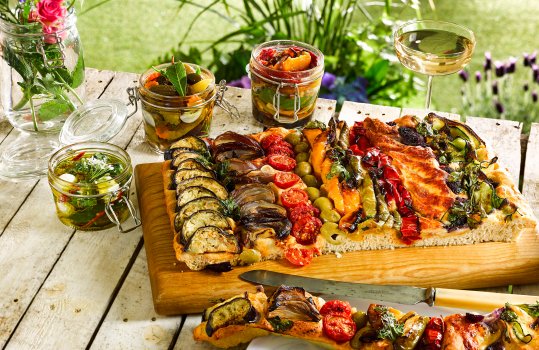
{"left": 203, "top": 295, "right": 259, "bottom": 337}
{"left": 180, "top": 210, "right": 231, "bottom": 244}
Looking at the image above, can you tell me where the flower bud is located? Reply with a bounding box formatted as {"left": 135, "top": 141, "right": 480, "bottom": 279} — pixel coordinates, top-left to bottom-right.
{"left": 475, "top": 71, "right": 482, "bottom": 83}
{"left": 492, "top": 81, "right": 499, "bottom": 95}
{"left": 524, "top": 83, "right": 529, "bottom": 91}
{"left": 530, "top": 52, "right": 537, "bottom": 65}
{"left": 494, "top": 100, "right": 504, "bottom": 114}
{"left": 524, "top": 53, "right": 530, "bottom": 67}
{"left": 505, "top": 57, "right": 517, "bottom": 74}
{"left": 458, "top": 70, "right": 469, "bottom": 82}
{"left": 484, "top": 52, "right": 492, "bottom": 71}
{"left": 533, "top": 91, "right": 538, "bottom": 103}
{"left": 533, "top": 64, "right": 539, "bottom": 82}
{"left": 494, "top": 61, "right": 505, "bottom": 77}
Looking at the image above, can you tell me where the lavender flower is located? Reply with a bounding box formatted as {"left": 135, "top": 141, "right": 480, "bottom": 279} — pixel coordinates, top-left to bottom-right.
{"left": 533, "top": 91, "right": 538, "bottom": 103}
{"left": 492, "top": 81, "right": 499, "bottom": 95}
{"left": 494, "top": 99, "right": 504, "bottom": 114}
{"left": 530, "top": 52, "right": 537, "bottom": 65}
{"left": 505, "top": 57, "right": 517, "bottom": 74}
{"left": 524, "top": 53, "right": 530, "bottom": 67}
{"left": 458, "top": 70, "right": 469, "bottom": 82}
{"left": 484, "top": 52, "right": 492, "bottom": 71}
{"left": 524, "top": 83, "right": 529, "bottom": 91}
{"left": 494, "top": 61, "right": 505, "bottom": 77}
{"left": 321, "top": 72, "right": 337, "bottom": 90}
{"left": 533, "top": 64, "right": 539, "bottom": 83}
{"left": 228, "top": 75, "right": 251, "bottom": 89}
{"left": 475, "top": 71, "right": 482, "bottom": 83}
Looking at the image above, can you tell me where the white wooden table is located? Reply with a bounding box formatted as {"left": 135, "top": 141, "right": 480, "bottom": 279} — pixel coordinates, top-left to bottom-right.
{"left": 0, "top": 68, "right": 537, "bottom": 349}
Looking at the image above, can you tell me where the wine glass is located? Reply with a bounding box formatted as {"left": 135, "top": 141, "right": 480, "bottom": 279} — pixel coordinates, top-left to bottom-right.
{"left": 394, "top": 20, "right": 476, "bottom": 109}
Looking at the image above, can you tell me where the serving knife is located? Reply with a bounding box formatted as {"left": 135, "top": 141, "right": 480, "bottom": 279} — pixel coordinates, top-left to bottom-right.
{"left": 240, "top": 270, "right": 538, "bottom": 312}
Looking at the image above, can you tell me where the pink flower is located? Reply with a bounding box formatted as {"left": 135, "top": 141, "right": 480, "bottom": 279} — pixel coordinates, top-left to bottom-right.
{"left": 37, "top": 0, "right": 67, "bottom": 27}
{"left": 27, "top": 10, "right": 39, "bottom": 23}
{"left": 43, "top": 23, "right": 65, "bottom": 44}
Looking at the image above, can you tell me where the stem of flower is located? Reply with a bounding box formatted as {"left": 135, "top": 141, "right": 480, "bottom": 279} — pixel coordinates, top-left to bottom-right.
{"left": 12, "top": 95, "right": 29, "bottom": 111}
{"left": 54, "top": 71, "right": 83, "bottom": 105}
{"left": 28, "top": 94, "right": 38, "bottom": 132}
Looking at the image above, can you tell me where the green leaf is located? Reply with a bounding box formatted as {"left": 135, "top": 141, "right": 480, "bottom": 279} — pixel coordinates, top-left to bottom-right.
{"left": 163, "top": 62, "right": 187, "bottom": 96}
{"left": 3, "top": 44, "right": 33, "bottom": 81}
{"left": 71, "top": 52, "right": 85, "bottom": 88}
{"left": 38, "top": 100, "right": 73, "bottom": 121}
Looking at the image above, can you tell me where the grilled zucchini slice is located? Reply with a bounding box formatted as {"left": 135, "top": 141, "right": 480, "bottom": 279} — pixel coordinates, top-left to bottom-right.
{"left": 181, "top": 210, "right": 230, "bottom": 244}
{"left": 171, "top": 151, "right": 209, "bottom": 169}
{"left": 175, "top": 197, "right": 224, "bottom": 231}
{"left": 170, "top": 136, "right": 208, "bottom": 154}
{"left": 177, "top": 186, "right": 217, "bottom": 209}
{"left": 184, "top": 226, "right": 239, "bottom": 254}
{"left": 176, "top": 177, "right": 228, "bottom": 200}
{"left": 173, "top": 169, "right": 215, "bottom": 186}
{"left": 204, "top": 296, "right": 259, "bottom": 337}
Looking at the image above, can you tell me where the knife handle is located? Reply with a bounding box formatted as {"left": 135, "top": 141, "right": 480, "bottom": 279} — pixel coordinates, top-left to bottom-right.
{"left": 435, "top": 288, "right": 538, "bottom": 312}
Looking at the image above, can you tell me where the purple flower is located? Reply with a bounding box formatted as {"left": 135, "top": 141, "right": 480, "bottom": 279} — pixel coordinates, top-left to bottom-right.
{"left": 494, "top": 61, "right": 505, "bottom": 77}
{"left": 228, "top": 75, "right": 251, "bottom": 89}
{"left": 524, "top": 53, "right": 530, "bottom": 67}
{"left": 321, "top": 72, "right": 337, "bottom": 90}
{"left": 458, "top": 70, "right": 469, "bottom": 82}
{"left": 494, "top": 99, "right": 504, "bottom": 114}
{"left": 533, "top": 91, "right": 538, "bottom": 103}
{"left": 524, "top": 83, "right": 529, "bottom": 91}
{"left": 475, "top": 71, "right": 482, "bottom": 83}
{"left": 484, "top": 52, "right": 492, "bottom": 71}
{"left": 492, "top": 81, "right": 498, "bottom": 95}
{"left": 532, "top": 64, "right": 539, "bottom": 82}
{"left": 530, "top": 52, "right": 537, "bottom": 65}
{"left": 505, "top": 57, "right": 517, "bottom": 74}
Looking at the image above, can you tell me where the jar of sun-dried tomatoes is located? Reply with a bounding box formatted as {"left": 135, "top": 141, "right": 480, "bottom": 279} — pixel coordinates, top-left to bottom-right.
{"left": 249, "top": 40, "right": 324, "bottom": 127}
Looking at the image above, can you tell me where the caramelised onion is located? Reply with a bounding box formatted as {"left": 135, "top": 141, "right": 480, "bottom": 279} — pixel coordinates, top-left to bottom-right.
{"left": 213, "top": 142, "right": 264, "bottom": 162}
{"left": 225, "top": 158, "right": 258, "bottom": 176}
{"left": 267, "top": 285, "right": 321, "bottom": 322}
{"left": 243, "top": 219, "right": 291, "bottom": 240}
{"left": 234, "top": 170, "right": 276, "bottom": 185}
{"left": 231, "top": 184, "right": 275, "bottom": 206}
{"left": 214, "top": 131, "right": 262, "bottom": 150}
{"left": 240, "top": 200, "right": 287, "bottom": 219}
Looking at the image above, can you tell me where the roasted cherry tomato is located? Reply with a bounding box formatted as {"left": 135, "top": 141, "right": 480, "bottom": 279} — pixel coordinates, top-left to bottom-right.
{"left": 420, "top": 317, "right": 444, "bottom": 349}
{"left": 292, "top": 215, "right": 322, "bottom": 245}
{"left": 323, "top": 315, "right": 356, "bottom": 343}
{"left": 261, "top": 134, "right": 284, "bottom": 150}
{"left": 274, "top": 172, "right": 301, "bottom": 189}
{"left": 284, "top": 248, "right": 313, "bottom": 266}
{"left": 281, "top": 188, "right": 309, "bottom": 208}
{"left": 289, "top": 203, "right": 320, "bottom": 222}
{"left": 320, "top": 300, "right": 352, "bottom": 318}
{"left": 267, "top": 154, "right": 296, "bottom": 172}
{"left": 268, "top": 143, "right": 295, "bottom": 157}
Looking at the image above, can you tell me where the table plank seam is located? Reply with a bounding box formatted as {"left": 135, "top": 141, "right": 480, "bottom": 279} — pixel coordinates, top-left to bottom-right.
{"left": 170, "top": 316, "right": 187, "bottom": 350}
{"left": 85, "top": 237, "right": 145, "bottom": 349}
{"left": 0, "top": 124, "right": 14, "bottom": 147}
{"left": 0, "top": 179, "right": 40, "bottom": 239}
{"left": 95, "top": 73, "right": 116, "bottom": 100}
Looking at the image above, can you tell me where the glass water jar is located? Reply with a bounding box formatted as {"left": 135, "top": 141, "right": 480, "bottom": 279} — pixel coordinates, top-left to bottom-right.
{"left": 138, "top": 63, "right": 217, "bottom": 152}
{"left": 0, "top": 10, "right": 85, "bottom": 133}
{"left": 48, "top": 142, "right": 139, "bottom": 232}
{"left": 249, "top": 40, "right": 324, "bottom": 127}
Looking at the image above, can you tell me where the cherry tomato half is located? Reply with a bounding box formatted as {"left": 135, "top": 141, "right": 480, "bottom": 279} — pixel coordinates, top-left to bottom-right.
{"left": 292, "top": 215, "right": 322, "bottom": 245}
{"left": 289, "top": 203, "right": 320, "bottom": 223}
{"left": 284, "top": 248, "right": 313, "bottom": 266}
{"left": 267, "top": 154, "right": 296, "bottom": 172}
{"left": 320, "top": 300, "right": 352, "bottom": 318}
{"left": 261, "top": 134, "right": 284, "bottom": 150}
{"left": 274, "top": 172, "right": 301, "bottom": 189}
{"left": 281, "top": 188, "right": 309, "bottom": 208}
{"left": 323, "top": 315, "right": 356, "bottom": 343}
{"left": 268, "top": 143, "right": 295, "bottom": 157}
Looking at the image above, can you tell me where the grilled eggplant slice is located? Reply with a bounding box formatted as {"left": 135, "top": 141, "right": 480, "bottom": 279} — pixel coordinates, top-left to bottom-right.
{"left": 171, "top": 151, "right": 209, "bottom": 169}
{"left": 176, "top": 177, "right": 228, "bottom": 200}
{"left": 181, "top": 210, "right": 231, "bottom": 244}
{"left": 170, "top": 136, "right": 208, "bottom": 154}
{"left": 176, "top": 158, "right": 213, "bottom": 172}
{"left": 173, "top": 168, "right": 215, "bottom": 186}
{"left": 175, "top": 197, "right": 224, "bottom": 230}
{"left": 184, "top": 226, "right": 240, "bottom": 254}
{"left": 177, "top": 186, "right": 217, "bottom": 208}
{"left": 204, "top": 296, "right": 259, "bottom": 337}
{"left": 267, "top": 285, "right": 321, "bottom": 322}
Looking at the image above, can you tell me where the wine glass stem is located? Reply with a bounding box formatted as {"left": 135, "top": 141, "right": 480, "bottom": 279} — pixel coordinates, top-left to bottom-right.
{"left": 425, "top": 75, "right": 433, "bottom": 110}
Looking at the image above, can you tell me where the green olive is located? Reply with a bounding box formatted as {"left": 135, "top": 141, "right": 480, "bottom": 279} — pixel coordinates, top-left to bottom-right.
{"left": 284, "top": 131, "right": 302, "bottom": 146}
{"left": 320, "top": 209, "right": 341, "bottom": 223}
{"left": 313, "top": 196, "right": 333, "bottom": 212}
{"left": 320, "top": 222, "right": 344, "bottom": 245}
{"left": 238, "top": 248, "right": 262, "bottom": 265}
{"left": 350, "top": 326, "right": 377, "bottom": 349}
{"left": 294, "top": 161, "right": 312, "bottom": 177}
{"left": 302, "top": 174, "right": 319, "bottom": 188}
{"left": 305, "top": 187, "right": 320, "bottom": 201}
{"left": 352, "top": 311, "right": 368, "bottom": 329}
{"left": 294, "top": 141, "right": 310, "bottom": 153}
{"left": 295, "top": 152, "right": 309, "bottom": 163}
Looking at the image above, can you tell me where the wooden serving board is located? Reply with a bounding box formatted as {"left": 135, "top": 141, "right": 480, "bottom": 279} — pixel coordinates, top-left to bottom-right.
{"left": 136, "top": 162, "right": 539, "bottom": 316}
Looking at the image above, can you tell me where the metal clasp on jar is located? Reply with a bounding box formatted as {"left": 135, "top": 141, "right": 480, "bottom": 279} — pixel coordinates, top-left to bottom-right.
{"left": 36, "top": 33, "right": 66, "bottom": 69}
{"left": 215, "top": 80, "right": 240, "bottom": 119}
{"left": 104, "top": 185, "right": 141, "bottom": 233}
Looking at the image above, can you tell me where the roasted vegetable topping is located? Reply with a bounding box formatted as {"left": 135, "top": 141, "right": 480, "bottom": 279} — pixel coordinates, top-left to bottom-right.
{"left": 368, "top": 305, "right": 405, "bottom": 341}
{"left": 205, "top": 296, "right": 259, "bottom": 337}
{"left": 267, "top": 285, "right": 321, "bottom": 322}
{"left": 267, "top": 317, "right": 294, "bottom": 333}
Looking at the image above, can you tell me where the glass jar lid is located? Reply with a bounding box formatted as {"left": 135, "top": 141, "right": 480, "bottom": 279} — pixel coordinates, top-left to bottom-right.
{"left": 59, "top": 99, "right": 128, "bottom": 144}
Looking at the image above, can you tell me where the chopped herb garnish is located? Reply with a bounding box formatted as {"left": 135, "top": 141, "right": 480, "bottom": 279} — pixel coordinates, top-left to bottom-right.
{"left": 267, "top": 317, "right": 294, "bottom": 333}
{"left": 220, "top": 198, "right": 240, "bottom": 220}
{"left": 373, "top": 306, "right": 404, "bottom": 341}
{"left": 518, "top": 301, "right": 539, "bottom": 318}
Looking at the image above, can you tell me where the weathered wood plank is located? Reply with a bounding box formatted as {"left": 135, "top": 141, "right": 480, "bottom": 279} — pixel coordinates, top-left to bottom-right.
{"left": 339, "top": 101, "right": 401, "bottom": 124}
{"left": 210, "top": 86, "right": 262, "bottom": 137}
{"left": 466, "top": 117, "right": 522, "bottom": 184}
{"left": 312, "top": 98, "right": 336, "bottom": 124}
{"left": 4, "top": 71, "right": 146, "bottom": 349}
{"left": 522, "top": 123, "right": 539, "bottom": 220}
{"left": 90, "top": 249, "right": 182, "bottom": 350}
{"left": 174, "top": 316, "right": 225, "bottom": 350}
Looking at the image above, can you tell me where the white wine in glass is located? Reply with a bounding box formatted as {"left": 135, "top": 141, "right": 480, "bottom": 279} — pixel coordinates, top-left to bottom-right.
{"left": 394, "top": 20, "right": 476, "bottom": 109}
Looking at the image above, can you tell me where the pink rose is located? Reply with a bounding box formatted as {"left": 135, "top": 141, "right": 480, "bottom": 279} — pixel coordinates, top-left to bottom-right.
{"left": 27, "top": 10, "right": 39, "bottom": 23}
{"left": 37, "top": 0, "right": 67, "bottom": 27}
{"left": 43, "top": 23, "right": 66, "bottom": 44}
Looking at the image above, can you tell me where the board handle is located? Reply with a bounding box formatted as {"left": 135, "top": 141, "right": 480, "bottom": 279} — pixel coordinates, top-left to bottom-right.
{"left": 435, "top": 288, "right": 539, "bottom": 312}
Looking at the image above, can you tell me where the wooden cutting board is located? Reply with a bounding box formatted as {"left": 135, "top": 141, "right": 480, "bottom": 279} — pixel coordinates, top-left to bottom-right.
{"left": 135, "top": 162, "right": 539, "bottom": 316}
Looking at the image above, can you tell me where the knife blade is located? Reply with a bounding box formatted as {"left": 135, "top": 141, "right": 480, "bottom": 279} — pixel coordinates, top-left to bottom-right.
{"left": 240, "top": 270, "right": 539, "bottom": 311}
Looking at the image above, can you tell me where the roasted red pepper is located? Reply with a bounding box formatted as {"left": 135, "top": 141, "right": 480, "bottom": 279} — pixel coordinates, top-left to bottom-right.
{"left": 420, "top": 317, "right": 444, "bottom": 349}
